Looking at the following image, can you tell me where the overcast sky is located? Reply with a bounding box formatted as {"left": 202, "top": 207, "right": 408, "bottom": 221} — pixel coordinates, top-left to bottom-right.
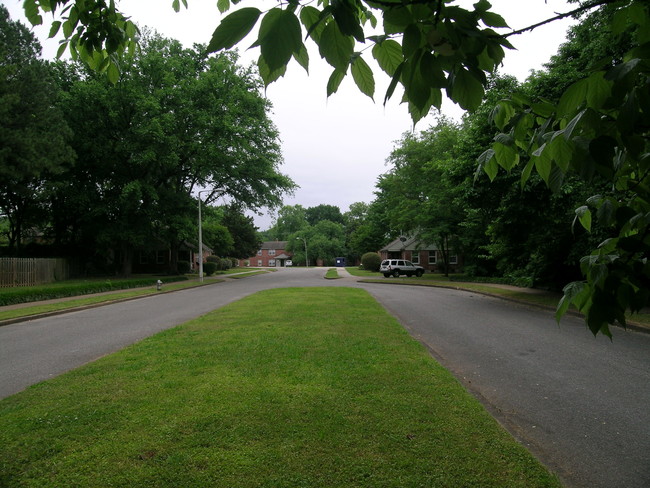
{"left": 4, "top": 0, "right": 576, "bottom": 230}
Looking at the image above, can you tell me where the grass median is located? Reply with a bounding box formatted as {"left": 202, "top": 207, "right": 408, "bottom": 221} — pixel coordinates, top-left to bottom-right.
{"left": 0, "top": 287, "right": 560, "bottom": 487}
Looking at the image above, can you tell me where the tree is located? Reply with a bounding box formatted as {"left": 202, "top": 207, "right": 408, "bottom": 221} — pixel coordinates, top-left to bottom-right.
{"left": 305, "top": 204, "right": 345, "bottom": 226}
{"left": 222, "top": 205, "right": 261, "bottom": 259}
{"left": 378, "top": 117, "right": 463, "bottom": 275}
{"left": 268, "top": 204, "right": 308, "bottom": 240}
{"left": 0, "top": 6, "right": 73, "bottom": 251}
{"left": 478, "top": 2, "right": 650, "bottom": 335}
{"left": 53, "top": 33, "right": 294, "bottom": 275}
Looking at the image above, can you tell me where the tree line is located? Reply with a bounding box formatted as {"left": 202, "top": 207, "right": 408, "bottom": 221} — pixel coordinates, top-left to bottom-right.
{"left": 0, "top": 6, "right": 295, "bottom": 275}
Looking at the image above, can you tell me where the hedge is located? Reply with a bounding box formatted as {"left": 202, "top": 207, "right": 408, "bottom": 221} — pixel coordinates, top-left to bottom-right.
{"left": 0, "top": 276, "right": 189, "bottom": 306}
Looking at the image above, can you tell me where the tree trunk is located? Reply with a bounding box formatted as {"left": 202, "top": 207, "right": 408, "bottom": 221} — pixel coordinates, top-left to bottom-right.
{"left": 169, "top": 240, "right": 180, "bottom": 275}
{"left": 120, "top": 244, "right": 133, "bottom": 277}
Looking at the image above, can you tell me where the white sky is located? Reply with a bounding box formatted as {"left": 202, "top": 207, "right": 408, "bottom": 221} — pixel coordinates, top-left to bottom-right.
{"left": 3, "top": 0, "right": 576, "bottom": 230}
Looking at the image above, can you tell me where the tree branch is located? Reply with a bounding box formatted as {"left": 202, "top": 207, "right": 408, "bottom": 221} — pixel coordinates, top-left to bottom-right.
{"left": 499, "top": 0, "right": 621, "bottom": 38}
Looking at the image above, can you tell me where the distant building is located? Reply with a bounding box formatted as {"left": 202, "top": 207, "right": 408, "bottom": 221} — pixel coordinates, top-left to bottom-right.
{"left": 379, "top": 236, "right": 461, "bottom": 273}
{"left": 239, "top": 241, "right": 293, "bottom": 267}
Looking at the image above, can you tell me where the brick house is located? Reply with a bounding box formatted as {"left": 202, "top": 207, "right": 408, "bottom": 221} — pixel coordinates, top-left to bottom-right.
{"left": 239, "top": 241, "right": 293, "bottom": 267}
{"left": 379, "top": 236, "right": 462, "bottom": 273}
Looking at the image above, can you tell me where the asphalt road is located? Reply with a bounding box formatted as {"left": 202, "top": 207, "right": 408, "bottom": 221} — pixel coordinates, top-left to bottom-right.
{"left": 1, "top": 268, "right": 649, "bottom": 488}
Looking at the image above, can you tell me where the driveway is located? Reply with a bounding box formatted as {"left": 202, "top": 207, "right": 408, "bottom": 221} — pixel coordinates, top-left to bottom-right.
{"left": 1, "top": 268, "right": 649, "bottom": 488}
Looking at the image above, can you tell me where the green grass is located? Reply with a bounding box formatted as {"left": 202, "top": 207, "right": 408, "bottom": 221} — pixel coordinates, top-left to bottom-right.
{"left": 0, "top": 280, "right": 223, "bottom": 322}
{"left": 0, "top": 288, "right": 560, "bottom": 488}
{"left": 324, "top": 268, "right": 340, "bottom": 279}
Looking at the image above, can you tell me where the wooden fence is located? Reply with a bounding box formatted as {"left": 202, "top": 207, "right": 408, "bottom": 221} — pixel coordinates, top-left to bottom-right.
{"left": 0, "top": 258, "right": 70, "bottom": 288}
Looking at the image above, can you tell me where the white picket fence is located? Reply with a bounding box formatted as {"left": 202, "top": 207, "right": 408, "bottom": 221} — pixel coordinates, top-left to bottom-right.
{"left": 0, "top": 258, "right": 69, "bottom": 288}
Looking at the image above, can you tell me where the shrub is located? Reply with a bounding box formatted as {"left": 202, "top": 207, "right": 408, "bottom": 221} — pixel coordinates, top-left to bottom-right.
{"left": 177, "top": 261, "right": 191, "bottom": 274}
{"left": 220, "top": 258, "right": 232, "bottom": 271}
{"left": 361, "top": 252, "right": 382, "bottom": 272}
{"left": 203, "top": 262, "right": 217, "bottom": 276}
{"left": 206, "top": 255, "right": 220, "bottom": 263}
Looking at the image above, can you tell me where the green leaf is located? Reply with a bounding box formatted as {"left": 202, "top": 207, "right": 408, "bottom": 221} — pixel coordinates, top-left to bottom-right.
{"left": 490, "top": 101, "right": 515, "bottom": 130}
{"left": 257, "top": 54, "right": 287, "bottom": 86}
{"left": 585, "top": 71, "right": 611, "bottom": 109}
{"left": 258, "top": 9, "right": 303, "bottom": 72}
{"left": 477, "top": 149, "right": 498, "bottom": 181}
{"left": 207, "top": 8, "right": 262, "bottom": 52}
{"left": 217, "top": 0, "right": 231, "bottom": 14}
{"left": 48, "top": 20, "right": 61, "bottom": 38}
{"left": 402, "top": 24, "right": 421, "bottom": 57}
{"left": 383, "top": 62, "right": 404, "bottom": 105}
{"left": 520, "top": 158, "right": 535, "bottom": 188}
{"left": 300, "top": 6, "right": 327, "bottom": 43}
{"left": 533, "top": 149, "right": 552, "bottom": 184}
{"left": 448, "top": 68, "right": 484, "bottom": 111}
{"left": 331, "top": 0, "right": 365, "bottom": 42}
{"left": 172, "top": 0, "right": 180, "bottom": 13}
{"left": 372, "top": 39, "right": 403, "bottom": 76}
{"left": 557, "top": 78, "right": 587, "bottom": 117}
{"left": 23, "top": 0, "right": 43, "bottom": 25}
{"left": 327, "top": 68, "right": 346, "bottom": 97}
{"left": 107, "top": 62, "right": 120, "bottom": 84}
{"left": 319, "top": 21, "right": 354, "bottom": 70}
{"left": 556, "top": 281, "right": 587, "bottom": 321}
{"left": 351, "top": 55, "right": 375, "bottom": 99}
{"left": 293, "top": 44, "right": 309, "bottom": 73}
{"left": 481, "top": 11, "right": 509, "bottom": 28}
{"left": 419, "top": 51, "right": 446, "bottom": 88}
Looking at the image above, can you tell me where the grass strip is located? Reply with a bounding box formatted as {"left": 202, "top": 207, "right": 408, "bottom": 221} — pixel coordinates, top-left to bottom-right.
{"left": 324, "top": 268, "right": 340, "bottom": 279}
{"left": 0, "top": 287, "right": 560, "bottom": 487}
{"left": 0, "top": 280, "right": 223, "bottom": 322}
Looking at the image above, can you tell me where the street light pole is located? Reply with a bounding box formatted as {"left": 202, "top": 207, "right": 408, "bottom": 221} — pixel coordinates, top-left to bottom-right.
{"left": 296, "top": 236, "right": 308, "bottom": 267}
{"left": 197, "top": 190, "right": 209, "bottom": 282}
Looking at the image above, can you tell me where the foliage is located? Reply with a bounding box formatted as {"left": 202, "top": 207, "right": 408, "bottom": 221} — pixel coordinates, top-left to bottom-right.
{"left": 50, "top": 33, "right": 293, "bottom": 275}
{"left": 305, "top": 204, "right": 345, "bottom": 226}
{"left": 222, "top": 205, "right": 261, "bottom": 259}
{"left": 202, "top": 261, "right": 217, "bottom": 276}
{"left": 176, "top": 261, "right": 191, "bottom": 274}
{"left": 0, "top": 6, "right": 74, "bottom": 249}
{"left": 361, "top": 251, "right": 382, "bottom": 272}
{"left": 478, "top": 1, "right": 650, "bottom": 336}
{"left": 0, "top": 276, "right": 188, "bottom": 306}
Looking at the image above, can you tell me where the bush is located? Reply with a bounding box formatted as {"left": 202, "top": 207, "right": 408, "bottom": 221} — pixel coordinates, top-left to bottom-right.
{"left": 203, "top": 262, "right": 217, "bottom": 276}
{"left": 206, "top": 255, "right": 220, "bottom": 263}
{"left": 361, "top": 252, "right": 382, "bottom": 272}
{"left": 220, "top": 258, "right": 232, "bottom": 271}
{"left": 177, "top": 261, "right": 191, "bottom": 274}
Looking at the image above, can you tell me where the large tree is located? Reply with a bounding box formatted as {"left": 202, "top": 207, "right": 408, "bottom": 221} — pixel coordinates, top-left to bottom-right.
{"left": 53, "top": 34, "right": 294, "bottom": 275}
{"left": 0, "top": 6, "right": 73, "bottom": 251}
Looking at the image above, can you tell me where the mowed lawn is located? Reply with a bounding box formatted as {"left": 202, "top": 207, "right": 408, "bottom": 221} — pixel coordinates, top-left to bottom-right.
{"left": 0, "top": 288, "right": 561, "bottom": 487}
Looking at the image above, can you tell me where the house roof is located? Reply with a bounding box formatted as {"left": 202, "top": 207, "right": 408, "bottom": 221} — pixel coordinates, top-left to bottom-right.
{"left": 261, "top": 241, "right": 288, "bottom": 250}
{"left": 275, "top": 253, "right": 291, "bottom": 259}
{"left": 380, "top": 236, "right": 438, "bottom": 252}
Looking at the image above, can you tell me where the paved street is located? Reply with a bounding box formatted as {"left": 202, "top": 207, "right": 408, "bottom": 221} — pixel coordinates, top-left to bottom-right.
{"left": 1, "top": 267, "right": 649, "bottom": 488}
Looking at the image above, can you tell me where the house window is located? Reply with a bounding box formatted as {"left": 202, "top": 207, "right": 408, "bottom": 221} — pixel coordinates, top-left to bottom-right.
{"left": 139, "top": 252, "right": 148, "bottom": 264}
{"left": 257, "top": 250, "right": 262, "bottom": 256}
{"left": 269, "top": 249, "right": 276, "bottom": 256}
{"left": 156, "top": 250, "right": 166, "bottom": 265}
{"left": 411, "top": 253, "right": 420, "bottom": 264}
{"left": 449, "top": 254, "right": 458, "bottom": 265}
{"left": 428, "top": 251, "right": 437, "bottom": 265}
{"left": 258, "top": 259, "right": 263, "bottom": 266}
{"left": 269, "top": 259, "right": 276, "bottom": 267}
